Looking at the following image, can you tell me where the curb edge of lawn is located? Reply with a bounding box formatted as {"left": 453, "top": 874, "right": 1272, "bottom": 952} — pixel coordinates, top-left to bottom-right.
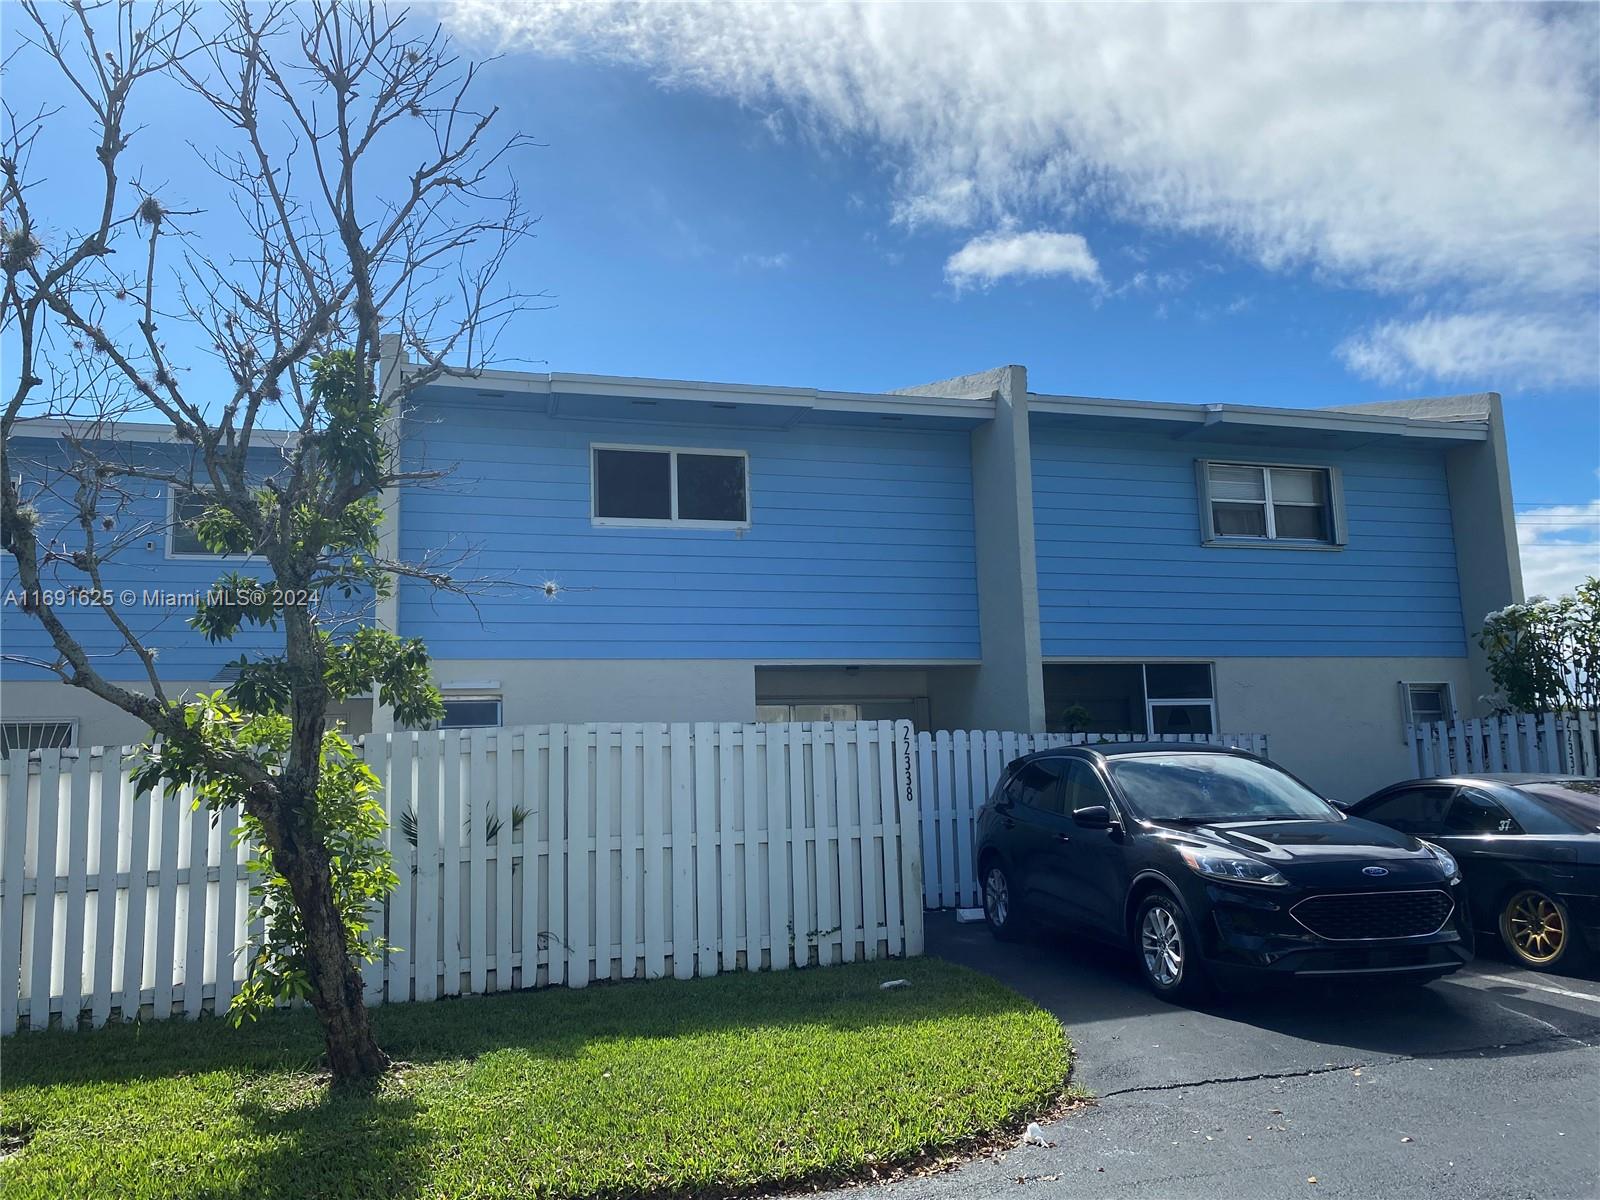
{"left": 643, "top": 1052, "right": 1092, "bottom": 1200}
{"left": 758, "top": 1086, "right": 1094, "bottom": 1199}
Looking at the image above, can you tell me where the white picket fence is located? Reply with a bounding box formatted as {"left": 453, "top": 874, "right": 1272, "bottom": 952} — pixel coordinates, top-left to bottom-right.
{"left": 0, "top": 720, "right": 923, "bottom": 1034}
{"left": 917, "top": 730, "right": 1272, "bottom": 911}
{"left": 1409, "top": 712, "right": 1600, "bottom": 779}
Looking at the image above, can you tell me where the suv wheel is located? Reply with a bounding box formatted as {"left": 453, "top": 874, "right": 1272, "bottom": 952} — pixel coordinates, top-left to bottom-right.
{"left": 1135, "top": 893, "right": 1213, "bottom": 1004}
{"left": 983, "top": 862, "right": 1022, "bottom": 942}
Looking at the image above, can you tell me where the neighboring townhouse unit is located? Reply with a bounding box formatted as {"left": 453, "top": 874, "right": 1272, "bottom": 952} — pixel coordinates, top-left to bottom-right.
{"left": 0, "top": 354, "right": 1522, "bottom": 801}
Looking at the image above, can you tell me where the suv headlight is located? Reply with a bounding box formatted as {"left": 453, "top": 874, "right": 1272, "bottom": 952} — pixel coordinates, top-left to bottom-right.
{"left": 1420, "top": 840, "right": 1460, "bottom": 881}
{"left": 1178, "top": 846, "right": 1288, "bottom": 887}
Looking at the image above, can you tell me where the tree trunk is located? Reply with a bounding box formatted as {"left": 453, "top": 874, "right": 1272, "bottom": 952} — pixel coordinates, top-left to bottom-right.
{"left": 268, "top": 811, "right": 390, "bottom": 1080}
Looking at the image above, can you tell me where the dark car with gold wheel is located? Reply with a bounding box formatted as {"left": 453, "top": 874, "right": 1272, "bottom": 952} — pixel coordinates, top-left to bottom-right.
{"left": 1347, "top": 776, "right": 1600, "bottom": 973}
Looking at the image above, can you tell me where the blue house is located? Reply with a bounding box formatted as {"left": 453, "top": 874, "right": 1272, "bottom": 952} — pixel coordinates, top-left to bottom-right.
{"left": 1, "top": 353, "right": 1522, "bottom": 800}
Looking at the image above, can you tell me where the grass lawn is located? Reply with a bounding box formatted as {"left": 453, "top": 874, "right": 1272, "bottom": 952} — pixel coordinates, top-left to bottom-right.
{"left": 0, "top": 956, "right": 1072, "bottom": 1199}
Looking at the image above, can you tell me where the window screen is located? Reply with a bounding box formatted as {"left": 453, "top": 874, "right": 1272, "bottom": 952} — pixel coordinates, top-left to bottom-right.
{"left": 677, "top": 453, "right": 746, "bottom": 522}
{"left": 594, "top": 449, "right": 672, "bottom": 520}
{"left": 169, "top": 492, "right": 214, "bottom": 556}
{"left": 592, "top": 447, "right": 747, "bottom": 525}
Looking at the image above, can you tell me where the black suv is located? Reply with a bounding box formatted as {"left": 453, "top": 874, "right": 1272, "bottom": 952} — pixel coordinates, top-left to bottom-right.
{"left": 974, "top": 744, "right": 1472, "bottom": 1003}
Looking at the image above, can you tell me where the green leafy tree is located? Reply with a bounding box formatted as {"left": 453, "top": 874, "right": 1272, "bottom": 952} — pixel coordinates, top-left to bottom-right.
{"left": 2, "top": 2, "right": 535, "bottom": 1079}
{"left": 1477, "top": 578, "right": 1600, "bottom": 721}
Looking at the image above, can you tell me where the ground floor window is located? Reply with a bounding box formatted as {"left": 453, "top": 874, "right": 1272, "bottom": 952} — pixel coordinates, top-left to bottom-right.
{"left": 755, "top": 698, "right": 928, "bottom": 727}
{"left": 438, "top": 696, "right": 503, "bottom": 729}
{"left": 1398, "top": 681, "right": 1455, "bottom": 742}
{"left": 0, "top": 720, "right": 77, "bottom": 757}
{"left": 1043, "top": 662, "right": 1216, "bottom": 736}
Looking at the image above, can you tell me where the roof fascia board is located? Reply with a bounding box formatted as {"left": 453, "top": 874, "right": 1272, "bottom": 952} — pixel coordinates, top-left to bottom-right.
{"left": 1028, "top": 393, "right": 1487, "bottom": 442}
{"left": 416, "top": 367, "right": 989, "bottom": 421}
{"left": 11, "top": 417, "right": 298, "bottom": 447}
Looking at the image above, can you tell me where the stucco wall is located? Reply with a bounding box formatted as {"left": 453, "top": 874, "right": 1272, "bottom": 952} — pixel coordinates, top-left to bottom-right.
{"left": 1209, "top": 654, "right": 1476, "bottom": 802}
{"left": 430, "top": 659, "right": 756, "bottom": 726}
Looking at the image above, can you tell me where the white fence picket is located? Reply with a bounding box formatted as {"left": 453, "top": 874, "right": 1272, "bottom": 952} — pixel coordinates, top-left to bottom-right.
{"left": 787, "top": 725, "right": 811, "bottom": 967}
{"left": 467, "top": 731, "right": 490, "bottom": 995}
{"left": 642, "top": 724, "right": 667, "bottom": 980}
{"left": 440, "top": 730, "right": 463, "bottom": 996}
{"left": 668, "top": 723, "right": 694, "bottom": 981}
{"left": 495, "top": 728, "right": 517, "bottom": 991}
{"left": 386, "top": 734, "right": 415, "bottom": 1004}
{"left": 616, "top": 724, "right": 638, "bottom": 982}
{"left": 120, "top": 772, "right": 153, "bottom": 1022}
{"left": 182, "top": 794, "right": 208, "bottom": 1021}
{"left": 741, "top": 725, "right": 764, "bottom": 972}
{"left": 90, "top": 752, "right": 124, "bottom": 1028}
{"left": 595, "top": 724, "right": 616, "bottom": 983}
{"left": 413, "top": 733, "right": 440, "bottom": 1005}
{"left": 764, "top": 725, "right": 792, "bottom": 971}
{"left": 691, "top": 722, "right": 718, "bottom": 979}
{"left": 1, "top": 756, "right": 26, "bottom": 1036}
{"left": 6, "top": 720, "right": 929, "bottom": 1035}
{"left": 362, "top": 735, "right": 389, "bottom": 1004}
{"left": 567, "top": 726, "right": 592, "bottom": 989}
{"left": 60, "top": 754, "right": 91, "bottom": 1029}
{"left": 718, "top": 723, "right": 740, "bottom": 975}
{"left": 28, "top": 752, "right": 62, "bottom": 1030}
{"left": 212, "top": 802, "right": 241, "bottom": 1019}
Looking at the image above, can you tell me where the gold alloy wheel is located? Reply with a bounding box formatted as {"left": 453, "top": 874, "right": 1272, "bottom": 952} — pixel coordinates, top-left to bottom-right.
{"left": 1503, "top": 889, "right": 1567, "bottom": 966}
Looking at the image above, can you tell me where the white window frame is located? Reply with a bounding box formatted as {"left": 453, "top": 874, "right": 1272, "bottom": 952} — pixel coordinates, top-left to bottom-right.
{"left": 590, "top": 443, "right": 750, "bottom": 530}
{"left": 1142, "top": 663, "right": 1217, "bottom": 737}
{"left": 1196, "top": 460, "right": 1346, "bottom": 549}
{"left": 165, "top": 487, "right": 263, "bottom": 561}
{"left": 1399, "top": 681, "right": 1455, "bottom": 741}
{"left": 0, "top": 718, "right": 79, "bottom": 757}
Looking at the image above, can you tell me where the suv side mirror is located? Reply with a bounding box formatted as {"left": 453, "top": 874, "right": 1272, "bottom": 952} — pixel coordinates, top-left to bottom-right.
{"left": 1073, "top": 804, "right": 1112, "bottom": 829}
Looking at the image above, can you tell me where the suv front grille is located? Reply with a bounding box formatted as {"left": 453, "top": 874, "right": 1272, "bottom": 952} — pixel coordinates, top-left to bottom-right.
{"left": 1291, "top": 890, "right": 1454, "bottom": 941}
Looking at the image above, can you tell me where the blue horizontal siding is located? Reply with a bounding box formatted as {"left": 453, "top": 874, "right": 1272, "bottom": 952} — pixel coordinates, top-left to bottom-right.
{"left": 1031, "top": 428, "right": 1467, "bottom": 658}
{"left": 0, "top": 438, "right": 303, "bottom": 683}
{"left": 398, "top": 405, "right": 980, "bottom": 660}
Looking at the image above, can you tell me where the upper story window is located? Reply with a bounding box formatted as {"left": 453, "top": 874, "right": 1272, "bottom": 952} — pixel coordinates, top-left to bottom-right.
{"left": 1197, "top": 461, "right": 1345, "bottom": 547}
{"left": 592, "top": 445, "right": 748, "bottom": 528}
{"left": 167, "top": 490, "right": 217, "bottom": 557}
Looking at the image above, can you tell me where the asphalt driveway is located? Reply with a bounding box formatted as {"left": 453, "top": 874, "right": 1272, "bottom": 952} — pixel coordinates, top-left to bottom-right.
{"left": 816, "top": 912, "right": 1600, "bottom": 1200}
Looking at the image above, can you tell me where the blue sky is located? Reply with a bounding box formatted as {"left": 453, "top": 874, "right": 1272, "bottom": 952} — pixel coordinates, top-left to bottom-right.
{"left": 5, "top": 3, "right": 1598, "bottom": 595}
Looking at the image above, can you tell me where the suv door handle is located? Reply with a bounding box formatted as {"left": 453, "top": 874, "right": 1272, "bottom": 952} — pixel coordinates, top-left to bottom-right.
{"left": 1055, "top": 833, "right": 1071, "bottom": 843}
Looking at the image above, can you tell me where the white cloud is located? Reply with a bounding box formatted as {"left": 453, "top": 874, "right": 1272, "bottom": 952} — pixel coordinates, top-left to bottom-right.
{"left": 448, "top": 2, "right": 1599, "bottom": 384}
{"left": 1337, "top": 312, "right": 1600, "bottom": 389}
{"left": 1517, "top": 499, "right": 1600, "bottom": 599}
{"left": 945, "top": 229, "right": 1100, "bottom": 290}
{"left": 740, "top": 251, "right": 792, "bottom": 270}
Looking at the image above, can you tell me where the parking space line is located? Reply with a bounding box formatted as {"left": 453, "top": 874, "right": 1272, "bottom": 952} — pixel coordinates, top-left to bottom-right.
{"left": 1457, "top": 971, "right": 1600, "bottom": 1004}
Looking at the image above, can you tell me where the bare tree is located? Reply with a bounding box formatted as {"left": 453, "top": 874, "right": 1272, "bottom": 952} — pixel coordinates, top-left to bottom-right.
{"left": 1, "top": 0, "right": 536, "bottom": 1079}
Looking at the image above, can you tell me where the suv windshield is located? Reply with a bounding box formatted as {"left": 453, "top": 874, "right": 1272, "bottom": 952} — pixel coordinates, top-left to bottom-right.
{"left": 1107, "top": 753, "right": 1338, "bottom": 823}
